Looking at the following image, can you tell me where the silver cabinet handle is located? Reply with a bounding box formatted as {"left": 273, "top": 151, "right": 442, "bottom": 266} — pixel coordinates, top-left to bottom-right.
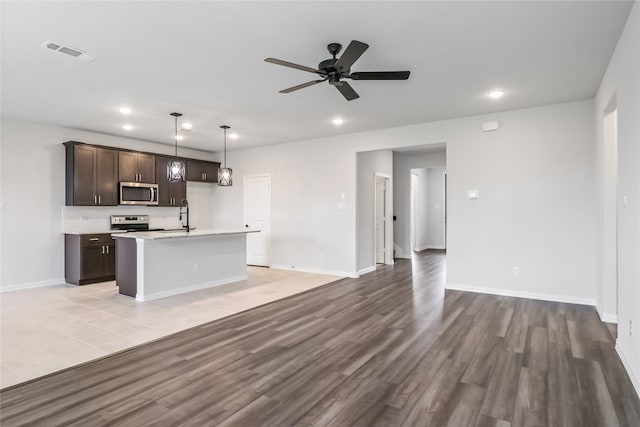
{"left": 106, "top": 245, "right": 109, "bottom": 254}
{"left": 89, "top": 238, "right": 99, "bottom": 241}
{"left": 94, "top": 195, "right": 97, "bottom": 204}
{"left": 98, "top": 195, "right": 101, "bottom": 204}
{"left": 204, "top": 172, "right": 207, "bottom": 181}
{"left": 102, "top": 245, "right": 105, "bottom": 254}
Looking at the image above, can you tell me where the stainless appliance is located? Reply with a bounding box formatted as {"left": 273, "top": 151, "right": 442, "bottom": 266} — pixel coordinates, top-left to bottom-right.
{"left": 119, "top": 182, "right": 158, "bottom": 205}
{"left": 110, "top": 215, "right": 163, "bottom": 232}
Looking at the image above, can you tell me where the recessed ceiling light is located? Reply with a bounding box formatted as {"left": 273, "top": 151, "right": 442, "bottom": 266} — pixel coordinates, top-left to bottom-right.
{"left": 333, "top": 118, "right": 344, "bottom": 125}
{"left": 122, "top": 124, "right": 133, "bottom": 131}
{"left": 176, "top": 135, "right": 184, "bottom": 141}
{"left": 181, "top": 122, "right": 192, "bottom": 130}
{"left": 487, "top": 90, "right": 505, "bottom": 99}
{"left": 229, "top": 133, "right": 239, "bottom": 139}
{"left": 119, "top": 107, "right": 132, "bottom": 114}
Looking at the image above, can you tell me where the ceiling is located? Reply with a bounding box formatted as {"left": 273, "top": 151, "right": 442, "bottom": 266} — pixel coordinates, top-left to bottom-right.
{"left": 1, "top": 1, "right": 633, "bottom": 153}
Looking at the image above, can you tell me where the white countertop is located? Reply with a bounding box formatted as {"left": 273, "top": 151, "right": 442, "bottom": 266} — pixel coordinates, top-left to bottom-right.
{"left": 112, "top": 229, "right": 259, "bottom": 240}
{"left": 64, "top": 230, "right": 126, "bottom": 235}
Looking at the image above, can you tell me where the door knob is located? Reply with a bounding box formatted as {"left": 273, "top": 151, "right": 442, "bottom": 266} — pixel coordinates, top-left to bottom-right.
{"left": 245, "top": 224, "right": 249, "bottom": 228}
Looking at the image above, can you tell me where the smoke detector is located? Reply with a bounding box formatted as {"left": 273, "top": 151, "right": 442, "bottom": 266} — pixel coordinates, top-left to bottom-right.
{"left": 40, "top": 40, "right": 97, "bottom": 62}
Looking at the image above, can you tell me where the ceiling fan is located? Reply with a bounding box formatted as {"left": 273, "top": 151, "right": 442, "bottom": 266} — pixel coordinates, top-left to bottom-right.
{"left": 264, "top": 40, "right": 410, "bottom": 101}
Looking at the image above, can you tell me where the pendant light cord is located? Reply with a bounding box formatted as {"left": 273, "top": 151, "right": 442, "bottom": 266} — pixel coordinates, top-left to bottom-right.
{"left": 174, "top": 116, "right": 178, "bottom": 157}
{"left": 223, "top": 127, "right": 227, "bottom": 168}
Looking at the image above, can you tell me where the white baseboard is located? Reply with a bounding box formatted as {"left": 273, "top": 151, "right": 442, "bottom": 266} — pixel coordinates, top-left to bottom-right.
{"left": 616, "top": 343, "right": 640, "bottom": 400}
{"left": 600, "top": 313, "right": 618, "bottom": 324}
{"left": 445, "top": 283, "right": 596, "bottom": 306}
{"left": 358, "top": 266, "right": 376, "bottom": 276}
{"left": 271, "top": 264, "right": 356, "bottom": 278}
{"left": 427, "top": 245, "right": 446, "bottom": 250}
{"left": 395, "top": 255, "right": 411, "bottom": 259}
{"left": 413, "top": 245, "right": 430, "bottom": 251}
{"left": 1, "top": 278, "right": 66, "bottom": 292}
{"left": 136, "top": 275, "right": 247, "bottom": 302}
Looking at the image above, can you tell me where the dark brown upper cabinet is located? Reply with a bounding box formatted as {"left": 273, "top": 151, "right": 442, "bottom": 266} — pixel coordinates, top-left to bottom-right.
{"left": 155, "top": 156, "right": 187, "bottom": 207}
{"left": 65, "top": 142, "right": 118, "bottom": 206}
{"left": 187, "top": 160, "right": 218, "bottom": 183}
{"left": 119, "top": 151, "right": 156, "bottom": 183}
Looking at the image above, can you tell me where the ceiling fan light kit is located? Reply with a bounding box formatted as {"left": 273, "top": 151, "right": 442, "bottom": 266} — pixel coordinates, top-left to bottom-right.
{"left": 265, "top": 40, "right": 410, "bottom": 101}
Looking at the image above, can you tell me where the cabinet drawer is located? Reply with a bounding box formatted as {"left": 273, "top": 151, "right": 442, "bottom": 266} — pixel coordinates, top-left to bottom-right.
{"left": 80, "top": 234, "right": 113, "bottom": 245}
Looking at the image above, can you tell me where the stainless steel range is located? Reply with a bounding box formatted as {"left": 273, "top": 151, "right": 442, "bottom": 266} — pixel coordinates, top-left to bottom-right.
{"left": 110, "top": 215, "right": 163, "bottom": 232}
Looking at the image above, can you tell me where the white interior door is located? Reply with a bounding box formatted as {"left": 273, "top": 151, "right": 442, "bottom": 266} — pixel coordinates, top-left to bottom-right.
{"left": 375, "top": 177, "right": 386, "bottom": 264}
{"left": 243, "top": 175, "right": 271, "bottom": 266}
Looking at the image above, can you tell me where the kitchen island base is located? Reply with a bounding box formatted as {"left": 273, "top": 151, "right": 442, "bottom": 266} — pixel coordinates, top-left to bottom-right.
{"left": 114, "top": 230, "right": 254, "bottom": 302}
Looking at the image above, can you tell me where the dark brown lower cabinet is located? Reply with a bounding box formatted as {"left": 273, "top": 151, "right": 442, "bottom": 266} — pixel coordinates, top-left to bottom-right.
{"left": 65, "top": 234, "right": 116, "bottom": 285}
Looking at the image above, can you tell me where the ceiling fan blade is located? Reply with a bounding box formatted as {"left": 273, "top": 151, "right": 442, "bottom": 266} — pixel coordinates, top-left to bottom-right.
{"left": 264, "top": 58, "right": 322, "bottom": 75}
{"left": 279, "top": 79, "right": 326, "bottom": 93}
{"left": 336, "top": 81, "right": 360, "bottom": 101}
{"left": 334, "top": 40, "right": 369, "bottom": 70}
{"left": 349, "top": 71, "right": 411, "bottom": 80}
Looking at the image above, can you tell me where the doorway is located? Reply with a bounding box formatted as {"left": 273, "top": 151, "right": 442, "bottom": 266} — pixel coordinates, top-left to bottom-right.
{"left": 409, "top": 167, "right": 447, "bottom": 252}
{"left": 375, "top": 173, "right": 392, "bottom": 265}
{"left": 602, "top": 106, "right": 618, "bottom": 323}
{"left": 243, "top": 174, "right": 271, "bottom": 267}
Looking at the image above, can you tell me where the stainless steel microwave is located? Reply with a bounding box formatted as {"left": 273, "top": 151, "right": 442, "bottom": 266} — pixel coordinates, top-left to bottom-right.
{"left": 119, "top": 182, "right": 158, "bottom": 205}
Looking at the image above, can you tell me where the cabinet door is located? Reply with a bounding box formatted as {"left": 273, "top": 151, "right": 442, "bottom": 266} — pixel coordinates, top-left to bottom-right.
{"left": 118, "top": 151, "right": 137, "bottom": 182}
{"left": 73, "top": 145, "right": 97, "bottom": 205}
{"left": 81, "top": 245, "right": 105, "bottom": 280}
{"left": 155, "top": 157, "right": 172, "bottom": 206}
{"left": 204, "top": 162, "right": 219, "bottom": 183}
{"left": 186, "top": 160, "right": 204, "bottom": 182}
{"left": 97, "top": 148, "right": 119, "bottom": 205}
{"left": 137, "top": 154, "right": 156, "bottom": 183}
{"left": 103, "top": 243, "right": 116, "bottom": 277}
{"left": 170, "top": 180, "right": 187, "bottom": 205}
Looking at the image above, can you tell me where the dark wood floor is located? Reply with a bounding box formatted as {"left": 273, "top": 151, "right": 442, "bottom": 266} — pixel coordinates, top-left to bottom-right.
{"left": 1, "top": 250, "right": 639, "bottom": 426}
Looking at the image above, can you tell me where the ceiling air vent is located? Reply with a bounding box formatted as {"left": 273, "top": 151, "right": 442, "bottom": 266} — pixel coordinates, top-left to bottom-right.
{"left": 40, "top": 40, "right": 97, "bottom": 62}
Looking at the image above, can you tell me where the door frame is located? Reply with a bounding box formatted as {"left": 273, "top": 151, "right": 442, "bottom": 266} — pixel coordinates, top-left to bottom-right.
{"left": 243, "top": 173, "right": 272, "bottom": 267}
{"left": 374, "top": 172, "right": 393, "bottom": 265}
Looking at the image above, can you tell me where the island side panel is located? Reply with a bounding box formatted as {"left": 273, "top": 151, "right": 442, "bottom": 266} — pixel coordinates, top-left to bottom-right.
{"left": 115, "top": 237, "right": 137, "bottom": 297}
{"left": 137, "top": 234, "right": 248, "bottom": 302}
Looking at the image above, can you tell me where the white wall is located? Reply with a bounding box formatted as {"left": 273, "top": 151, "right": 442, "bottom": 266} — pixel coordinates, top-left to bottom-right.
{"left": 394, "top": 151, "right": 447, "bottom": 257}
{"left": 446, "top": 101, "right": 596, "bottom": 303}
{"left": 356, "top": 150, "right": 393, "bottom": 272}
{"left": 427, "top": 168, "right": 446, "bottom": 249}
{"left": 211, "top": 100, "right": 597, "bottom": 305}
{"left": 594, "top": 2, "right": 640, "bottom": 396}
{"left": 0, "top": 116, "right": 217, "bottom": 290}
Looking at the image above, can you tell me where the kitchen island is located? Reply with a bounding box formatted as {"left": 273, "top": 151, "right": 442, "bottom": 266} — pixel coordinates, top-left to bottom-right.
{"left": 113, "top": 229, "right": 259, "bottom": 301}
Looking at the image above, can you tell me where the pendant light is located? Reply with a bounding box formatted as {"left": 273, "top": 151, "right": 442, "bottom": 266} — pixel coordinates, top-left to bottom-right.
{"left": 167, "top": 112, "right": 186, "bottom": 182}
{"left": 218, "top": 125, "right": 232, "bottom": 186}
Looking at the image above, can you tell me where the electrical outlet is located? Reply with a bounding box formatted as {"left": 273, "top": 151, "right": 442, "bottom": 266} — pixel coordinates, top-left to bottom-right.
{"left": 193, "top": 262, "right": 199, "bottom": 271}
{"left": 512, "top": 266, "right": 520, "bottom": 276}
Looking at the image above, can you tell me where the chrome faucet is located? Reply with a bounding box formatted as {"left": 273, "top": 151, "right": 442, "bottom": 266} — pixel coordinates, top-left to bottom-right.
{"left": 178, "top": 199, "right": 190, "bottom": 231}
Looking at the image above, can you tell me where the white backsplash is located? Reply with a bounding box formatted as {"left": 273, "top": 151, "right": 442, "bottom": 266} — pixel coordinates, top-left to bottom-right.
{"left": 62, "top": 182, "right": 215, "bottom": 233}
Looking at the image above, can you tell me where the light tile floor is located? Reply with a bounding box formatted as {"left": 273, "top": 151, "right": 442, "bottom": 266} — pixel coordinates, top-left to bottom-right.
{"left": 0, "top": 267, "right": 340, "bottom": 388}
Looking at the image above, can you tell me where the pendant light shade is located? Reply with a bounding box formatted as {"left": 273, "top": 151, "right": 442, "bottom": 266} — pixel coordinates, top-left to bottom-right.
{"left": 167, "top": 112, "right": 186, "bottom": 182}
{"left": 218, "top": 125, "right": 232, "bottom": 186}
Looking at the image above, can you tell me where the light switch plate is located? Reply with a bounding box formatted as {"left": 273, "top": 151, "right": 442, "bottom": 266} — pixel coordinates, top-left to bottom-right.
{"left": 468, "top": 190, "right": 480, "bottom": 200}
{"left": 337, "top": 202, "right": 346, "bottom": 209}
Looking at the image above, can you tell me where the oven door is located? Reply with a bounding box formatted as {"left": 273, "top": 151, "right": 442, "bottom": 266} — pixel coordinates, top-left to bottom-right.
{"left": 119, "top": 182, "right": 159, "bottom": 205}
